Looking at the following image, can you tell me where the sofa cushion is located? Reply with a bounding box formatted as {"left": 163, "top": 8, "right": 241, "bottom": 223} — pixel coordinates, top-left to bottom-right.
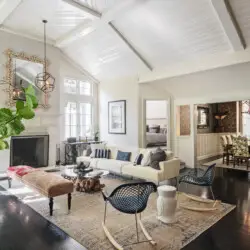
{"left": 122, "top": 164, "right": 161, "bottom": 182}
{"left": 150, "top": 148, "right": 167, "bottom": 170}
{"left": 90, "top": 143, "right": 106, "bottom": 157}
{"left": 96, "top": 159, "right": 130, "bottom": 174}
{"left": 133, "top": 153, "right": 143, "bottom": 166}
{"left": 116, "top": 150, "right": 131, "bottom": 161}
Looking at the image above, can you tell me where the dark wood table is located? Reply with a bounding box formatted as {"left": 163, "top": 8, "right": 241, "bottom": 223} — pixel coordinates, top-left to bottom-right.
{"left": 233, "top": 155, "right": 250, "bottom": 169}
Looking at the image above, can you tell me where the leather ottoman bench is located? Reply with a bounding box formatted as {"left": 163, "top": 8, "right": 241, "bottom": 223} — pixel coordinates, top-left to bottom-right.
{"left": 8, "top": 166, "right": 74, "bottom": 216}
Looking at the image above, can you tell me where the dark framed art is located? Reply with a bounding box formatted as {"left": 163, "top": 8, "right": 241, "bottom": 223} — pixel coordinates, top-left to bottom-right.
{"left": 108, "top": 100, "right": 126, "bottom": 134}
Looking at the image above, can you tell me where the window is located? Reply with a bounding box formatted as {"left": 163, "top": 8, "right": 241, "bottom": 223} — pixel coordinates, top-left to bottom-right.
{"left": 65, "top": 102, "right": 77, "bottom": 139}
{"left": 64, "top": 78, "right": 77, "bottom": 94}
{"left": 79, "top": 81, "right": 92, "bottom": 95}
{"left": 64, "top": 78, "right": 94, "bottom": 139}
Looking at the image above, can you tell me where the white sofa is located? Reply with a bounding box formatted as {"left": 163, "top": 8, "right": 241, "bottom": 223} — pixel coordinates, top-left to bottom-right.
{"left": 77, "top": 146, "right": 180, "bottom": 183}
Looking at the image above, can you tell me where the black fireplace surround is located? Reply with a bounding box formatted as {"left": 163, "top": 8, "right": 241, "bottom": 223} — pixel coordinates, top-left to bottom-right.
{"left": 10, "top": 135, "right": 49, "bottom": 168}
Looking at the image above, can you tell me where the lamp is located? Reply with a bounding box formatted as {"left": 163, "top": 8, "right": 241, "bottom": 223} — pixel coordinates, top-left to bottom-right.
{"left": 35, "top": 20, "right": 55, "bottom": 93}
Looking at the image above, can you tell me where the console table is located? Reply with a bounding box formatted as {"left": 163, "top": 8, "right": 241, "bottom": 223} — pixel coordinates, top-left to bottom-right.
{"left": 64, "top": 141, "right": 103, "bottom": 164}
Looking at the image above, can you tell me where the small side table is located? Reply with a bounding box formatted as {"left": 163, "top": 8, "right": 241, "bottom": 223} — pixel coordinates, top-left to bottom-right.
{"left": 0, "top": 172, "right": 12, "bottom": 188}
{"left": 157, "top": 185, "right": 177, "bottom": 224}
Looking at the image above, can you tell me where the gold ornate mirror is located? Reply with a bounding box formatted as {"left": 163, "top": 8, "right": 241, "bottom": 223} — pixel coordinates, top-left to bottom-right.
{"left": 2, "top": 49, "right": 50, "bottom": 109}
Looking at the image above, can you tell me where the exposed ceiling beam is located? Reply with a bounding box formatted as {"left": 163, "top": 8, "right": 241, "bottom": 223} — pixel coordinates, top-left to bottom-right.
{"left": 139, "top": 49, "right": 250, "bottom": 84}
{"left": 62, "top": 0, "right": 101, "bottom": 18}
{"left": 0, "top": 26, "right": 55, "bottom": 46}
{"left": 210, "top": 0, "right": 245, "bottom": 51}
{"left": 60, "top": 50, "right": 99, "bottom": 84}
{"left": 0, "top": 0, "right": 23, "bottom": 24}
{"left": 56, "top": 0, "right": 144, "bottom": 48}
{"left": 109, "top": 22, "right": 153, "bottom": 71}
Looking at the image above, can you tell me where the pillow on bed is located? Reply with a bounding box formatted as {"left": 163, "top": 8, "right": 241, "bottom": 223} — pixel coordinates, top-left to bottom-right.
{"left": 149, "top": 125, "right": 160, "bottom": 133}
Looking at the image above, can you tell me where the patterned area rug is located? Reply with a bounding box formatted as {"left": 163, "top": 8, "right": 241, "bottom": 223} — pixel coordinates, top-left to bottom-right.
{"left": 0, "top": 176, "right": 235, "bottom": 250}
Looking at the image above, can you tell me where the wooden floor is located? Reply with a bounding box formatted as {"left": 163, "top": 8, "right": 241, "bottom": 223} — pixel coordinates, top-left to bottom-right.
{"left": 0, "top": 168, "right": 249, "bottom": 250}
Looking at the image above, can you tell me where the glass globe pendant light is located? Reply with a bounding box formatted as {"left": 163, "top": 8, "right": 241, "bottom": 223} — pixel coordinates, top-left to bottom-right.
{"left": 35, "top": 20, "right": 55, "bottom": 93}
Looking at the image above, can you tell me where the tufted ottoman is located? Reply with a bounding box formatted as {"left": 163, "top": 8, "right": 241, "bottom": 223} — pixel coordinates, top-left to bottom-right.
{"left": 21, "top": 171, "right": 74, "bottom": 216}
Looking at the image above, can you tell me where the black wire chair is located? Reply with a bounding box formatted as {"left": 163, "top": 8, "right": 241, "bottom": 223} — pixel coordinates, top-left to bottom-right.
{"left": 102, "top": 182, "right": 157, "bottom": 249}
{"left": 179, "top": 163, "right": 216, "bottom": 200}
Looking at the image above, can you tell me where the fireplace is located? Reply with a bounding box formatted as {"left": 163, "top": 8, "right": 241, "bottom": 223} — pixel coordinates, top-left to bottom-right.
{"left": 10, "top": 135, "right": 49, "bottom": 168}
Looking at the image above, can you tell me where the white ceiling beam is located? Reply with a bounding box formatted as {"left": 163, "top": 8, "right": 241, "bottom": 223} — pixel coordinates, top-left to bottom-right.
{"left": 56, "top": 0, "right": 144, "bottom": 48}
{"left": 210, "top": 0, "right": 245, "bottom": 51}
{"left": 0, "top": 0, "right": 23, "bottom": 25}
{"left": 60, "top": 50, "right": 99, "bottom": 84}
{"left": 0, "top": 26, "right": 55, "bottom": 46}
{"left": 109, "top": 22, "right": 153, "bottom": 71}
{"left": 62, "top": 0, "right": 101, "bottom": 18}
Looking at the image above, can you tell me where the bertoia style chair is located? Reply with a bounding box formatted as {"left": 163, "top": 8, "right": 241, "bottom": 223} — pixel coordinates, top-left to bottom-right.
{"left": 179, "top": 163, "right": 216, "bottom": 200}
{"left": 102, "top": 182, "right": 157, "bottom": 250}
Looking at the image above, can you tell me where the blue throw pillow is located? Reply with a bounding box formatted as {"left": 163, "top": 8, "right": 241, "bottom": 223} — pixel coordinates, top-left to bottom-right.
{"left": 116, "top": 150, "right": 131, "bottom": 161}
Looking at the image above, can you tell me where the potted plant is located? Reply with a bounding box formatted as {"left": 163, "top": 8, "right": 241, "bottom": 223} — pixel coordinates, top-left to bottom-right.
{"left": 0, "top": 84, "right": 38, "bottom": 150}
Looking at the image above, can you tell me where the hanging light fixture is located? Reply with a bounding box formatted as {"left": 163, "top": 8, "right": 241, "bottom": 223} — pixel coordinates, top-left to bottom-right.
{"left": 35, "top": 20, "right": 55, "bottom": 93}
{"left": 12, "top": 61, "right": 26, "bottom": 101}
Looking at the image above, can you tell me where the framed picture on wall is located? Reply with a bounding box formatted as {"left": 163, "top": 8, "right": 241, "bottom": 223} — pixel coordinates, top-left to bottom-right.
{"left": 108, "top": 100, "right": 126, "bottom": 134}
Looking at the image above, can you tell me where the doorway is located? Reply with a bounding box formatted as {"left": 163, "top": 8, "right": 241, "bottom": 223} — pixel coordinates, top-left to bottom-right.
{"left": 144, "top": 100, "right": 168, "bottom": 148}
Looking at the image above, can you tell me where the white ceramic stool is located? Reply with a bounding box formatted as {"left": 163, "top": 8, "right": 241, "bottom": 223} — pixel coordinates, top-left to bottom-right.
{"left": 157, "top": 185, "right": 177, "bottom": 224}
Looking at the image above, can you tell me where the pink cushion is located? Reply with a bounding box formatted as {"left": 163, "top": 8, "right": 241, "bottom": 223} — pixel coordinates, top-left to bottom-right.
{"left": 7, "top": 166, "right": 38, "bottom": 178}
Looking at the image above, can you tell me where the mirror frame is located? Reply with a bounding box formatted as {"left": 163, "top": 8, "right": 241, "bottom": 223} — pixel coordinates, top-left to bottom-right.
{"left": 3, "top": 49, "right": 51, "bottom": 109}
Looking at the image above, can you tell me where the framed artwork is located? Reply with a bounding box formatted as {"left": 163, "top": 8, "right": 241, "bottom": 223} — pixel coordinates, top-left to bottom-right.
{"left": 108, "top": 100, "right": 126, "bottom": 134}
{"left": 197, "top": 107, "right": 209, "bottom": 128}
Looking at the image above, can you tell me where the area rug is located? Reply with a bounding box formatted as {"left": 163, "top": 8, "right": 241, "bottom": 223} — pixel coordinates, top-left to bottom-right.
{"left": 203, "top": 158, "right": 250, "bottom": 172}
{"left": 0, "top": 176, "right": 235, "bottom": 250}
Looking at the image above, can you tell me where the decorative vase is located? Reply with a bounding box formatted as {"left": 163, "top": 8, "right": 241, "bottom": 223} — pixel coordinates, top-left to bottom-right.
{"left": 157, "top": 185, "right": 177, "bottom": 224}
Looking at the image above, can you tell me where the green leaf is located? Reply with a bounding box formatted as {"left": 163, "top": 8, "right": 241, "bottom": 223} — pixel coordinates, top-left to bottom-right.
{"left": 18, "top": 106, "right": 35, "bottom": 120}
{"left": 0, "top": 140, "right": 7, "bottom": 150}
{"left": 16, "top": 100, "right": 25, "bottom": 111}
{"left": 25, "top": 84, "right": 35, "bottom": 96}
{"left": 6, "top": 117, "right": 25, "bottom": 136}
{"left": 26, "top": 93, "right": 38, "bottom": 109}
{"left": 0, "top": 126, "right": 7, "bottom": 137}
{"left": 0, "top": 108, "right": 15, "bottom": 125}
{"left": 25, "top": 94, "right": 33, "bottom": 108}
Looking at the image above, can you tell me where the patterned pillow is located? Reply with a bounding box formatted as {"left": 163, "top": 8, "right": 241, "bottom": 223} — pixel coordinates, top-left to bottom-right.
{"left": 133, "top": 154, "right": 143, "bottom": 166}
{"left": 141, "top": 151, "right": 151, "bottom": 166}
{"left": 94, "top": 149, "right": 110, "bottom": 159}
{"left": 116, "top": 150, "right": 131, "bottom": 161}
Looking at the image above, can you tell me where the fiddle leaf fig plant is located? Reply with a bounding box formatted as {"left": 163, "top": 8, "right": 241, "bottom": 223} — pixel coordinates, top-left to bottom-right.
{"left": 0, "top": 84, "right": 38, "bottom": 150}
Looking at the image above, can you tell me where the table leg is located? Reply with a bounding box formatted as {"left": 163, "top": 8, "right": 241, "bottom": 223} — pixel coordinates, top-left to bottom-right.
{"left": 68, "top": 193, "right": 72, "bottom": 211}
{"left": 49, "top": 198, "right": 54, "bottom": 216}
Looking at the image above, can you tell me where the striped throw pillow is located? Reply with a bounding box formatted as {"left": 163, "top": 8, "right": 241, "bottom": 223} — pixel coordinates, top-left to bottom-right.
{"left": 94, "top": 149, "right": 110, "bottom": 159}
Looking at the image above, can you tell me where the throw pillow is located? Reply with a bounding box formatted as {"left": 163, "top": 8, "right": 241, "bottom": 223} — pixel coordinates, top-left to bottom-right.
{"left": 116, "top": 150, "right": 131, "bottom": 161}
{"left": 90, "top": 143, "right": 105, "bottom": 158}
{"left": 141, "top": 151, "right": 151, "bottom": 166}
{"left": 94, "top": 149, "right": 110, "bottom": 159}
{"left": 150, "top": 148, "right": 166, "bottom": 170}
{"left": 133, "top": 153, "right": 143, "bottom": 166}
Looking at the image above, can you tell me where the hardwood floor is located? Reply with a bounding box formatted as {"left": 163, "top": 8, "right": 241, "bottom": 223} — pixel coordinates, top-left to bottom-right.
{"left": 0, "top": 168, "right": 249, "bottom": 250}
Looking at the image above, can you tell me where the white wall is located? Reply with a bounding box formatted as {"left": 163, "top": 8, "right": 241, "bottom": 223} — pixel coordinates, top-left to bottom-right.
{"left": 99, "top": 76, "right": 139, "bottom": 148}
{"left": 0, "top": 31, "right": 89, "bottom": 171}
{"left": 149, "top": 62, "right": 250, "bottom": 167}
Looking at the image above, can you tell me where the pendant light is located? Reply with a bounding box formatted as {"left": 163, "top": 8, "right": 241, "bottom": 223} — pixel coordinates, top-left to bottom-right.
{"left": 12, "top": 60, "right": 26, "bottom": 101}
{"left": 35, "top": 20, "right": 55, "bottom": 93}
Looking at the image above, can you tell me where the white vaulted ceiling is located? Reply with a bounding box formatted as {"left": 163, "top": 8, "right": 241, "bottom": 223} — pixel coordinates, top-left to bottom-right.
{"left": 0, "top": 0, "right": 250, "bottom": 82}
